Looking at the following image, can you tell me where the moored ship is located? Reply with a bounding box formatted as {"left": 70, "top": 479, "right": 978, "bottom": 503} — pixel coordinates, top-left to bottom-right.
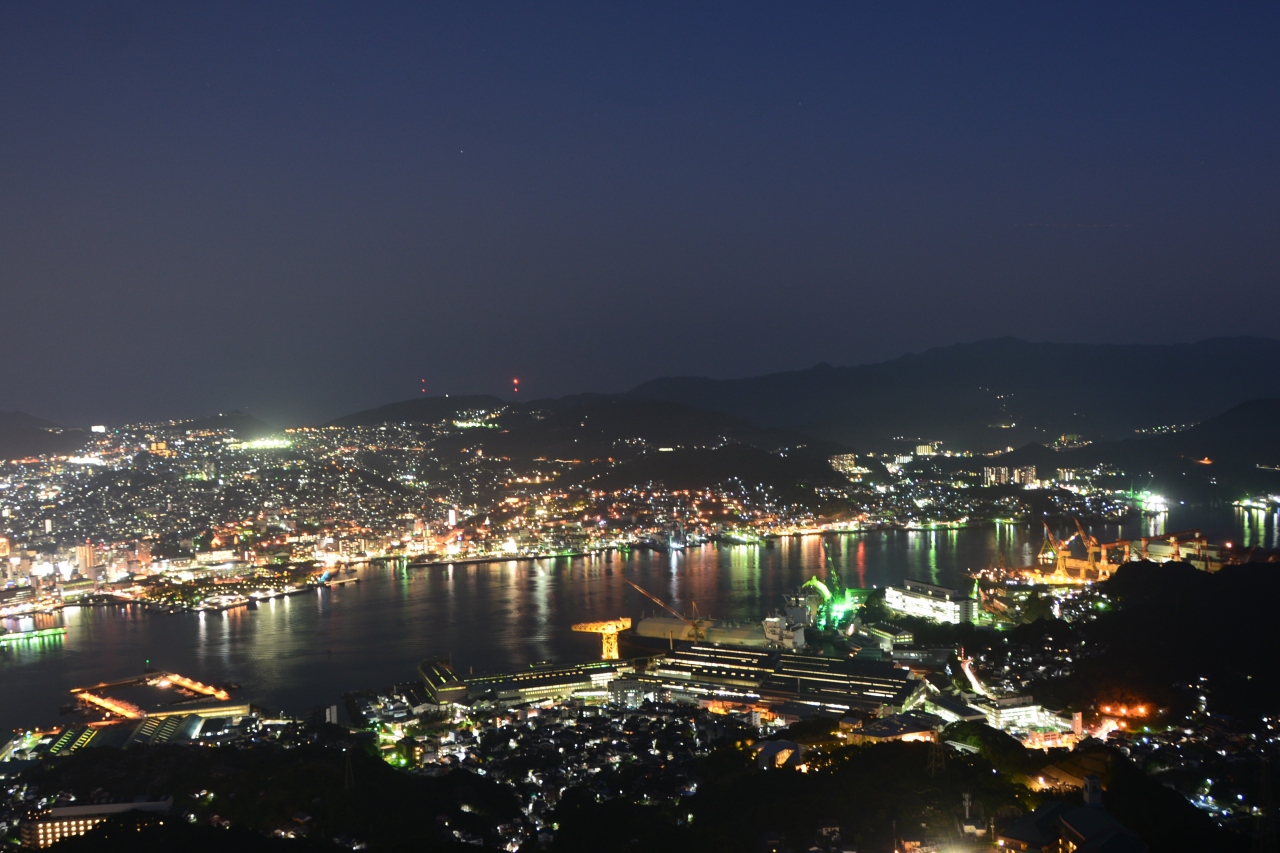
{"left": 618, "top": 614, "right": 805, "bottom": 656}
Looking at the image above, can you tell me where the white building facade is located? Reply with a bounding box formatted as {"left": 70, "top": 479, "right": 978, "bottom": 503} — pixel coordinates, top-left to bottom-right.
{"left": 884, "top": 579, "right": 977, "bottom": 624}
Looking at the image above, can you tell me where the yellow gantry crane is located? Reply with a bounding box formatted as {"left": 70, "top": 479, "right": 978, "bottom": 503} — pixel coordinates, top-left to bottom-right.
{"left": 571, "top": 617, "right": 632, "bottom": 660}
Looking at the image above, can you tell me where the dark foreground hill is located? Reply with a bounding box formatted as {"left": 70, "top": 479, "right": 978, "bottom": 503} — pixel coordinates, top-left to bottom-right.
{"left": 1010, "top": 561, "right": 1280, "bottom": 754}
{"left": 31, "top": 730, "right": 1240, "bottom": 853}
{"left": 31, "top": 740, "right": 517, "bottom": 851}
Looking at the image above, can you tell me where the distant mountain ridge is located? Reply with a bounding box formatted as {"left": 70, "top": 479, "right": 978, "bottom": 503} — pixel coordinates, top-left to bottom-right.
{"left": 0, "top": 412, "right": 88, "bottom": 461}
{"left": 332, "top": 395, "right": 840, "bottom": 498}
{"left": 324, "top": 395, "right": 507, "bottom": 429}
{"left": 433, "top": 398, "right": 827, "bottom": 461}
{"left": 154, "top": 410, "right": 276, "bottom": 439}
{"left": 0, "top": 411, "right": 60, "bottom": 432}
{"left": 621, "top": 337, "right": 1280, "bottom": 450}
{"left": 326, "top": 337, "right": 1280, "bottom": 453}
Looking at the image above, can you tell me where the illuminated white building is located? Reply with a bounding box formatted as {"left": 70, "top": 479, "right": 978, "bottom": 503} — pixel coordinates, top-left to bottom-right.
{"left": 884, "top": 579, "right": 977, "bottom": 624}
{"left": 974, "top": 695, "right": 1066, "bottom": 733}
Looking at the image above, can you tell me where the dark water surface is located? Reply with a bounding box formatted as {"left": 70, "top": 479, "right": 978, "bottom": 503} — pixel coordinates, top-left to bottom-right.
{"left": 2, "top": 506, "right": 1275, "bottom": 732}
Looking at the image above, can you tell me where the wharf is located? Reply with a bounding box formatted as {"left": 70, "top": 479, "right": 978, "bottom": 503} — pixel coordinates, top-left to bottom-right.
{"left": 0, "top": 626, "right": 67, "bottom": 644}
{"left": 402, "top": 551, "right": 600, "bottom": 569}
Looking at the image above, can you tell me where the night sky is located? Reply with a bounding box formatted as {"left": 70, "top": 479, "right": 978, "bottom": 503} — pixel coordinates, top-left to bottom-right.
{"left": 3, "top": 3, "right": 1277, "bottom": 427}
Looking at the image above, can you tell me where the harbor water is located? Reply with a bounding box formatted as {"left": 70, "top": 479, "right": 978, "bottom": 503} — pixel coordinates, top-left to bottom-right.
{"left": 1, "top": 505, "right": 1275, "bottom": 733}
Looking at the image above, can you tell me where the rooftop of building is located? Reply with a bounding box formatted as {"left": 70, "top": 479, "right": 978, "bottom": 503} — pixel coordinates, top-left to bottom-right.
{"left": 864, "top": 622, "right": 913, "bottom": 638}
{"left": 926, "top": 694, "right": 987, "bottom": 720}
{"left": 852, "top": 711, "right": 942, "bottom": 740}
{"left": 465, "top": 660, "right": 627, "bottom": 693}
{"left": 898, "top": 578, "right": 976, "bottom": 600}
{"left": 39, "top": 797, "right": 173, "bottom": 820}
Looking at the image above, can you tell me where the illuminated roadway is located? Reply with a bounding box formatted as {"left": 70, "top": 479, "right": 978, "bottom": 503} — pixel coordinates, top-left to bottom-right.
{"left": 960, "top": 657, "right": 992, "bottom": 698}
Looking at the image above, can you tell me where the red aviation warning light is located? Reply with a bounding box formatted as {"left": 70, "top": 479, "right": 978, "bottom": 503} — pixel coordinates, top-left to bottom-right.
{"left": 512, "top": 378, "right": 520, "bottom": 394}
{"left": 421, "top": 378, "right": 427, "bottom": 394}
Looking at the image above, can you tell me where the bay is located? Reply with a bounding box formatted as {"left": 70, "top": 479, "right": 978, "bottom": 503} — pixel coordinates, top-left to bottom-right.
{"left": 1, "top": 505, "right": 1275, "bottom": 733}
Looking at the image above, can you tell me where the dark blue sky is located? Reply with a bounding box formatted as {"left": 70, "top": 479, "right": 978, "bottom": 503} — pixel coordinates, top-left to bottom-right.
{"left": 2, "top": 3, "right": 1277, "bottom": 426}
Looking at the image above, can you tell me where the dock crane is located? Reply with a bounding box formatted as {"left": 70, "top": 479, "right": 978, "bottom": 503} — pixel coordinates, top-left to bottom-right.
{"left": 1138, "top": 529, "right": 1202, "bottom": 561}
{"left": 823, "top": 539, "right": 842, "bottom": 594}
{"left": 797, "top": 540, "right": 841, "bottom": 611}
{"left": 1097, "top": 539, "right": 1132, "bottom": 573}
{"left": 1038, "top": 522, "right": 1078, "bottom": 577}
{"left": 1073, "top": 518, "right": 1101, "bottom": 571}
{"left": 802, "top": 576, "right": 833, "bottom": 604}
{"left": 571, "top": 618, "right": 632, "bottom": 660}
{"left": 1038, "top": 522, "right": 1076, "bottom": 560}
{"left": 624, "top": 579, "right": 707, "bottom": 642}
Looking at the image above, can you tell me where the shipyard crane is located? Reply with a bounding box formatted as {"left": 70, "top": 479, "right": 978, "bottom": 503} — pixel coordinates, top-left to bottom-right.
{"left": 624, "top": 579, "right": 706, "bottom": 641}
{"left": 1176, "top": 533, "right": 1209, "bottom": 563}
{"left": 823, "top": 539, "right": 842, "bottom": 594}
{"left": 801, "top": 576, "right": 833, "bottom": 603}
{"left": 1138, "top": 529, "right": 1202, "bottom": 561}
{"left": 1038, "top": 522, "right": 1076, "bottom": 560}
{"left": 1097, "top": 539, "right": 1132, "bottom": 571}
{"left": 1073, "top": 518, "right": 1101, "bottom": 570}
{"left": 1038, "top": 522, "right": 1078, "bottom": 576}
{"left": 571, "top": 617, "right": 632, "bottom": 660}
{"left": 798, "top": 540, "right": 843, "bottom": 605}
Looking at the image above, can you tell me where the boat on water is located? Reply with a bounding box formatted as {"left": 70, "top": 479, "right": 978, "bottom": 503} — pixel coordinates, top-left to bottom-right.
{"left": 0, "top": 625, "right": 67, "bottom": 644}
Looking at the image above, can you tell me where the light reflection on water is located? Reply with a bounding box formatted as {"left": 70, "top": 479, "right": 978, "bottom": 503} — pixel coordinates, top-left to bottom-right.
{"left": 1237, "top": 507, "right": 1280, "bottom": 550}
{"left": 0, "top": 506, "right": 1265, "bottom": 731}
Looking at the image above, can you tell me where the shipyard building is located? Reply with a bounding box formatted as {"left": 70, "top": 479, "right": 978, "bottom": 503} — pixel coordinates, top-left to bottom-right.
{"left": 427, "top": 645, "right": 925, "bottom": 717}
